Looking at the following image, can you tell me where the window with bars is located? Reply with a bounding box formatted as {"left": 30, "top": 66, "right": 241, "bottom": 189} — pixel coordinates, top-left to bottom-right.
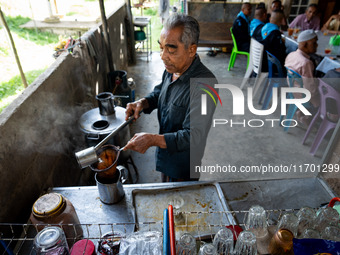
{"left": 288, "top": 0, "right": 310, "bottom": 23}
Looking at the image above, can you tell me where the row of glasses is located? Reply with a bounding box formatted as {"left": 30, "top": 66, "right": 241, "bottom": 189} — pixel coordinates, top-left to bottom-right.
{"left": 249, "top": 205, "right": 339, "bottom": 239}
{"left": 177, "top": 229, "right": 256, "bottom": 255}
{"left": 287, "top": 27, "right": 300, "bottom": 40}
{"left": 177, "top": 205, "right": 339, "bottom": 254}
{"left": 199, "top": 230, "right": 256, "bottom": 255}
{"left": 299, "top": 207, "right": 340, "bottom": 241}
{"left": 277, "top": 206, "right": 340, "bottom": 241}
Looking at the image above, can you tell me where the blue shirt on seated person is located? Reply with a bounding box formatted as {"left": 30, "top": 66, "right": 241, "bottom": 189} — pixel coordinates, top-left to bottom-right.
{"left": 232, "top": 3, "right": 252, "bottom": 52}
{"left": 260, "top": 10, "right": 286, "bottom": 72}
{"left": 250, "top": 7, "right": 267, "bottom": 41}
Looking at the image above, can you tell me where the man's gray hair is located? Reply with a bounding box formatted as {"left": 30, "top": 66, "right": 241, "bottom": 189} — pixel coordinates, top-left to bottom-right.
{"left": 163, "top": 13, "right": 200, "bottom": 48}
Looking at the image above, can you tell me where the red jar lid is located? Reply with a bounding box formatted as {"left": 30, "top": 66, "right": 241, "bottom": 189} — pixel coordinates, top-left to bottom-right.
{"left": 70, "top": 239, "right": 95, "bottom": 255}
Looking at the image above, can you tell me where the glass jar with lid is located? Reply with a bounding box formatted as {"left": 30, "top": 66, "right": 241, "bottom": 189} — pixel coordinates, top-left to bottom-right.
{"left": 30, "top": 193, "right": 83, "bottom": 246}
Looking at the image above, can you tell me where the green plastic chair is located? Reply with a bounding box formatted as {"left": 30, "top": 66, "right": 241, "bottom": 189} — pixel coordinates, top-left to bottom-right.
{"left": 228, "top": 27, "right": 250, "bottom": 71}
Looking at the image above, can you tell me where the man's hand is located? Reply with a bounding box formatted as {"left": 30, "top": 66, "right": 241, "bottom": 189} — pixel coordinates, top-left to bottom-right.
{"left": 125, "top": 98, "right": 149, "bottom": 121}
{"left": 123, "top": 132, "right": 166, "bottom": 154}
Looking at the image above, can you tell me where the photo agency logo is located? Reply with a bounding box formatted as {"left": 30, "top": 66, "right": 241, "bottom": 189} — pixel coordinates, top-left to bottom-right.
{"left": 201, "top": 84, "right": 312, "bottom": 128}
{"left": 199, "top": 82, "right": 222, "bottom": 114}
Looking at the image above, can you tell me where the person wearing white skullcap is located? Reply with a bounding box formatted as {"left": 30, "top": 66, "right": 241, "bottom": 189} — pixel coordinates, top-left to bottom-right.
{"left": 284, "top": 29, "right": 319, "bottom": 127}
{"left": 297, "top": 29, "right": 317, "bottom": 43}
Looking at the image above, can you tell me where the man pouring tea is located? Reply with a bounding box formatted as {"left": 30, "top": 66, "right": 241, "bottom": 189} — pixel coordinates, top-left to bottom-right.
{"left": 124, "top": 13, "right": 217, "bottom": 182}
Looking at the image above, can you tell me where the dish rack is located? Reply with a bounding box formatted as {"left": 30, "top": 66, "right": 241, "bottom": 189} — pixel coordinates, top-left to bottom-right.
{"left": 0, "top": 208, "right": 301, "bottom": 255}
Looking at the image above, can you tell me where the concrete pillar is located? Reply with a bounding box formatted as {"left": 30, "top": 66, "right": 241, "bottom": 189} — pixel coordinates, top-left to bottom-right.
{"left": 44, "top": 0, "right": 60, "bottom": 23}
{"left": 46, "top": 0, "right": 53, "bottom": 17}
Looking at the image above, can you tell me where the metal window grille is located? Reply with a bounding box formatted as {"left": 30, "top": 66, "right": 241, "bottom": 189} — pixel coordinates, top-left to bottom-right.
{"left": 289, "top": 0, "right": 310, "bottom": 23}
{"left": 0, "top": 208, "right": 303, "bottom": 255}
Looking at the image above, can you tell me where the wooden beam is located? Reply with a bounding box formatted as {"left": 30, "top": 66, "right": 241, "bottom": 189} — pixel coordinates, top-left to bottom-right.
{"left": 99, "top": 0, "right": 114, "bottom": 74}
{"left": 0, "top": 7, "right": 28, "bottom": 88}
{"left": 125, "top": 0, "right": 136, "bottom": 65}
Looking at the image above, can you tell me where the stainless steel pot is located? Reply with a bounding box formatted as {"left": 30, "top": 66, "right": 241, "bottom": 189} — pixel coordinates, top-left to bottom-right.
{"left": 78, "top": 106, "right": 131, "bottom": 163}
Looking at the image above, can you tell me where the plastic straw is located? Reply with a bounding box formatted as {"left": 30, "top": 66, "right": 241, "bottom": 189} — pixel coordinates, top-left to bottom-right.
{"left": 163, "top": 208, "right": 170, "bottom": 255}
{"left": 168, "top": 205, "right": 176, "bottom": 255}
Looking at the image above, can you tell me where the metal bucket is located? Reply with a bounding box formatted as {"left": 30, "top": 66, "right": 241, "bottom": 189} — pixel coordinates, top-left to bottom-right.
{"left": 95, "top": 170, "right": 125, "bottom": 204}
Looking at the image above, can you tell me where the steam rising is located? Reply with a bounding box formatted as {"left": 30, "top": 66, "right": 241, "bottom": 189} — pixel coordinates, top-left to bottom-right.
{"left": 6, "top": 91, "right": 95, "bottom": 157}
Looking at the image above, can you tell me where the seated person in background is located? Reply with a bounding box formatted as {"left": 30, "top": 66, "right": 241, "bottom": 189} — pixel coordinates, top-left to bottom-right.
{"left": 285, "top": 30, "right": 319, "bottom": 126}
{"left": 321, "top": 68, "right": 340, "bottom": 122}
{"left": 232, "top": 2, "right": 252, "bottom": 52}
{"left": 267, "top": 0, "right": 288, "bottom": 31}
{"left": 321, "top": 10, "right": 340, "bottom": 34}
{"left": 257, "top": 2, "right": 266, "bottom": 9}
{"left": 289, "top": 4, "right": 320, "bottom": 31}
{"left": 260, "top": 10, "right": 286, "bottom": 71}
{"left": 250, "top": 6, "right": 267, "bottom": 41}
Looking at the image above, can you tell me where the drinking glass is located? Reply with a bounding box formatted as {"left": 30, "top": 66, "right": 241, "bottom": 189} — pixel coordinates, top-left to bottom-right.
{"left": 198, "top": 243, "right": 217, "bottom": 255}
{"left": 325, "top": 46, "right": 332, "bottom": 54}
{"left": 213, "top": 228, "right": 233, "bottom": 255}
{"left": 314, "top": 207, "right": 339, "bottom": 233}
{"left": 268, "top": 229, "right": 294, "bottom": 255}
{"left": 277, "top": 213, "right": 298, "bottom": 237}
{"left": 176, "top": 233, "right": 196, "bottom": 255}
{"left": 321, "top": 226, "right": 340, "bottom": 242}
{"left": 292, "top": 27, "right": 300, "bottom": 40}
{"left": 246, "top": 205, "right": 268, "bottom": 238}
{"left": 296, "top": 207, "right": 316, "bottom": 237}
{"left": 300, "top": 228, "right": 320, "bottom": 239}
{"left": 234, "top": 231, "right": 257, "bottom": 255}
{"left": 288, "top": 27, "right": 294, "bottom": 37}
{"left": 34, "top": 226, "right": 69, "bottom": 255}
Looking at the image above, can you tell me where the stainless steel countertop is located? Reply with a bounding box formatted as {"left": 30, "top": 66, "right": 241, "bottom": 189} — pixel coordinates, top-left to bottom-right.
{"left": 51, "top": 181, "right": 220, "bottom": 238}
{"left": 51, "top": 177, "right": 336, "bottom": 237}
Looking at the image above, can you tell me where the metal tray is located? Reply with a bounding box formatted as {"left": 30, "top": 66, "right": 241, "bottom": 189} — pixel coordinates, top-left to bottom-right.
{"left": 220, "top": 177, "right": 337, "bottom": 225}
{"left": 131, "top": 182, "right": 236, "bottom": 239}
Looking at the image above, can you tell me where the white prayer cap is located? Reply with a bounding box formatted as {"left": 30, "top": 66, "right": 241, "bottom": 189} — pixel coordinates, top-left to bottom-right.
{"left": 297, "top": 29, "right": 317, "bottom": 43}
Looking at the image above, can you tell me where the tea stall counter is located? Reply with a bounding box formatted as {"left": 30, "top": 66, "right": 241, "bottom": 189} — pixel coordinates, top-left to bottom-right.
{"left": 3, "top": 179, "right": 336, "bottom": 253}
{"left": 50, "top": 177, "right": 336, "bottom": 237}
